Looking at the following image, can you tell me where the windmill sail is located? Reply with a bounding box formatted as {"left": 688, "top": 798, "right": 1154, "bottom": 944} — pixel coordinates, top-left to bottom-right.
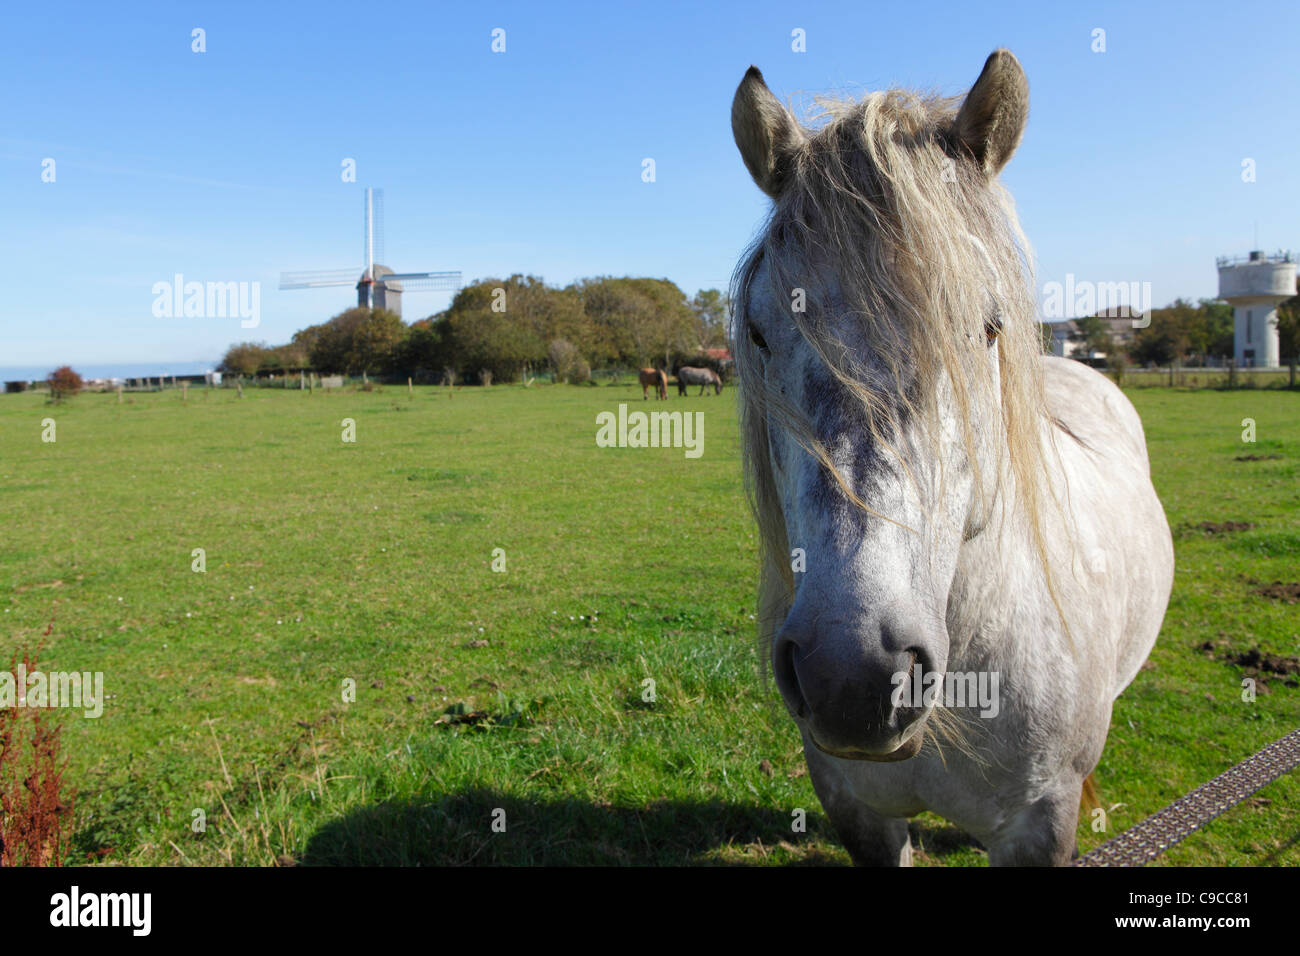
{"left": 378, "top": 271, "right": 461, "bottom": 291}
{"left": 279, "top": 187, "right": 460, "bottom": 316}
{"left": 279, "top": 269, "right": 359, "bottom": 290}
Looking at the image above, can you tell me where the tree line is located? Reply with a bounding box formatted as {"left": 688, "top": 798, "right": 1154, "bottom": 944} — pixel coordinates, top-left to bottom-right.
{"left": 221, "top": 275, "right": 1300, "bottom": 384}
{"left": 220, "top": 275, "right": 732, "bottom": 384}
{"left": 1051, "top": 285, "right": 1300, "bottom": 367}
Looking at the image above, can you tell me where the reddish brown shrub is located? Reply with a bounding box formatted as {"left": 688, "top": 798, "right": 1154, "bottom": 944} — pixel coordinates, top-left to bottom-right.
{"left": 0, "top": 641, "right": 75, "bottom": 867}
{"left": 47, "top": 366, "right": 83, "bottom": 402}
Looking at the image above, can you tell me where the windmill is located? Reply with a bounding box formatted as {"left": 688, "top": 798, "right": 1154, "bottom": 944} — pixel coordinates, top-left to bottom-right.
{"left": 279, "top": 187, "right": 460, "bottom": 318}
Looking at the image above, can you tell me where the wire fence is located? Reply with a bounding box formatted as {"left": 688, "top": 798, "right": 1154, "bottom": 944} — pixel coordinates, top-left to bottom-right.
{"left": 1115, "top": 363, "right": 1298, "bottom": 390}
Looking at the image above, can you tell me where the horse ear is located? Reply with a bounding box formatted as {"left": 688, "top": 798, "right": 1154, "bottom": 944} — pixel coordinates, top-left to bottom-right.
{"left": 732, "top": 66, "right": 805, "bottom": 198}
{"left": 950, "top": 49, "right": 1028, "bottom": 178}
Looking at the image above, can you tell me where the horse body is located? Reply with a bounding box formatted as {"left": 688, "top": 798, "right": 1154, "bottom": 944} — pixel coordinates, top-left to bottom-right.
{"left": 638, "top": 367, "right": 667, "bottom": 400}
{"left": 676, "top": 366, "right": 722, "bottom": 396}
{"left": 804, "top": 356, "right": 1172, "bottom": 865}
{"left": 730, "top": 51, "right": 1173, "bottom": 865}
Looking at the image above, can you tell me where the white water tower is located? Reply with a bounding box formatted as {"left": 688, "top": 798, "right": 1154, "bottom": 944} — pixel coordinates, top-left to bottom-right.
{"left": 1216, "top": 250, "right": 1295, "bottom": 367}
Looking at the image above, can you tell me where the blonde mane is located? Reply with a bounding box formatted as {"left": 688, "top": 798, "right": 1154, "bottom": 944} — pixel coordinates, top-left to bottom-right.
{"left": 732, "top": 86, "right": 1070, "bottom": 740}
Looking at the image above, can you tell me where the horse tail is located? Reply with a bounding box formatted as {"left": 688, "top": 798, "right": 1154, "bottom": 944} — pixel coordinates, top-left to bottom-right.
{"left": 1080, "top": 772, "right": 1100, "bottom": 813}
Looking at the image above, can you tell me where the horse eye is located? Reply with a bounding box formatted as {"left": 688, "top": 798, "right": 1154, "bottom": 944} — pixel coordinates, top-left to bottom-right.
{"left": 749, "top": 324, "right": 771, "bottom": 355}
{"left": 984, "top": 311, "right": 1003, "bottom": 345}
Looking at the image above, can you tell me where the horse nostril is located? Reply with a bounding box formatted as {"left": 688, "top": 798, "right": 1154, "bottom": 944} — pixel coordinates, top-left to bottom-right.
{"left": 906, "top": 647, "right": 932, "bottom": 679}
{"left": 772, "top": 636, "right": 807, "bottom": 719}
{"left": 894, "top": 648, "right": 933, "bottom": 716}
{"left": 893, "top": 649, "right": 919, "bottom": 715}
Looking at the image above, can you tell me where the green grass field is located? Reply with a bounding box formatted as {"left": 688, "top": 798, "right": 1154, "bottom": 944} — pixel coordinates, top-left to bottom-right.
{"left": 1, "top": 381, "right": 1296, "bottom": 866}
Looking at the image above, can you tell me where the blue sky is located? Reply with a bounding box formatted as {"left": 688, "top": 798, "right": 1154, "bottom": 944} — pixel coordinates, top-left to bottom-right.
{"left": 1, "top": 0, "right": 1295, "bottom": 369}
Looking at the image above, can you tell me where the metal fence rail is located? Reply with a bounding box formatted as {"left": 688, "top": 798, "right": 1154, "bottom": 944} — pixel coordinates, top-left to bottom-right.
{"left": 1076, "top": 726, "right": 1300, "bottom": 866}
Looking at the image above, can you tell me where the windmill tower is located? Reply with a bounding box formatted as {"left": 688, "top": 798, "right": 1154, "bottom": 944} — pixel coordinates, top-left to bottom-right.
{"left": 1216, "top": 250, "right": 1296, "bottom": 368}
{"left": 280, "top": 188, "right": 460, "bottom": 318}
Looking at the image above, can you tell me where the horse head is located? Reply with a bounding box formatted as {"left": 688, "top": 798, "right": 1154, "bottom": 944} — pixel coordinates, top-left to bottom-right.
{"left": 732, "top": 51, "right": 1046, "bottom": 760}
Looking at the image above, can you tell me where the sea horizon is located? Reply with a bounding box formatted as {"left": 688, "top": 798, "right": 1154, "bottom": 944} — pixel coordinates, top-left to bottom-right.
{"left": 0, "top": 360, "right": 221, "bottom": 382}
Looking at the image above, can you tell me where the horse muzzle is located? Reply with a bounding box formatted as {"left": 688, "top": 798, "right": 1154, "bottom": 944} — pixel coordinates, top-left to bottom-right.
{"left": 771, "top": 617, "right": 937, "bottom": 761}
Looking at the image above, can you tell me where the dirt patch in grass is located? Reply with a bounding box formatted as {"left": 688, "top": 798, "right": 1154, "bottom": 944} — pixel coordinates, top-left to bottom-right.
{"left": 1201, "top": 639, "right": 1300, "bottom": 689}
{"left": 1194, "top": 520, "right": 1255, "bottom": 535}
{"left": 1173, "top": 519, "right": 1257, "bottom": 539}
{"left": 1255, "top": 581, "right": 1300, "bottom": 604}
{"left": 1228, "top": 647, "right": 1300, "bottom": 678}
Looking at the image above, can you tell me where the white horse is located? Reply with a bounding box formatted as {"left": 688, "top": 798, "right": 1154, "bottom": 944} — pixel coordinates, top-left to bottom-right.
{"left": 676, "top": 365, "right": 723, "bottom": 396}
{"left": 730, "top": 50, "right": 1173, "bottom": 865}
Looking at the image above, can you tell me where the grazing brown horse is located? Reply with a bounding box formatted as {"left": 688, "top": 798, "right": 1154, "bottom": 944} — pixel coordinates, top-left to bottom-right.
{"left": 676, "top": 366, "right": 723, "bottom": 396}
{"left": 639, "top": 367, "right": 668, "bottom": 400}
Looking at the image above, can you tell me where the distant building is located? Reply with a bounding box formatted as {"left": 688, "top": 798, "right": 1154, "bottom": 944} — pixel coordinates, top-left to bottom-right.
{"left": 1046, "top": 320, "right": 1083, "bottom": 358}
{"left": 1216, "top": 250, "right": 1296, "bottom": 368}
{"left": 1045, "top": 306, "right": 1143, "bottom": 361}
{"left": 1093, "top": 306, "right": 1144, "bottom": 349}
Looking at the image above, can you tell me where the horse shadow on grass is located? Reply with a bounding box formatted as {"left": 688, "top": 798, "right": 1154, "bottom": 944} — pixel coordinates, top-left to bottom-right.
{"left": 299, "top": 789, "right": 983, "bottom": 866}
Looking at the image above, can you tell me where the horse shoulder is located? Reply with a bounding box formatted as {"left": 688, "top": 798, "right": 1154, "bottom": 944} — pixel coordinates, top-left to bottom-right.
{"left": 1039, "top": 356, "right": 1172, "bottom": 689}
{"left": 1041, "top": 356, "right": 1147, "bottom": 466}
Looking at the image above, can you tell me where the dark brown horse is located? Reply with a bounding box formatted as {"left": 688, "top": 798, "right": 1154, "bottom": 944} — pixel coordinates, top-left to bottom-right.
{"left": 639, "top": 367, "right": 668, "bottom": 400}
{"left": 676, "top": 366, "right": 722, "bottom": 396}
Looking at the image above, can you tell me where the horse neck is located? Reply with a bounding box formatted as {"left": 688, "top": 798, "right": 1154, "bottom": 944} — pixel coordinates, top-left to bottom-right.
{"left": 947, "top": 422, "right": 1077, "bottom": 672}
{"left": 943, "top": 443, "right": 1031, "bottom": 664}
